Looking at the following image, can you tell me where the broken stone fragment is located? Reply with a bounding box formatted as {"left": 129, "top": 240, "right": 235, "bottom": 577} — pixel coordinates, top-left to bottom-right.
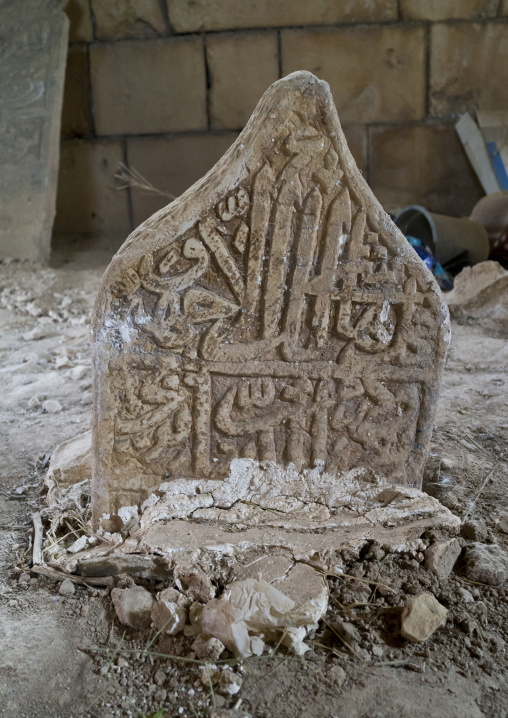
{"left": 111, "top": 585, "right": 154, "bottom": 628}
{"left": 192, "top": 634, "right": 225, "bottom": 661}
{"left": 464, "top": 543, "right": 506, "bottom": 586}
{"left": 400, "top": 592, "right": 447, "bottom": 643}
{"left": 45, "top": 430, "right": 92, "bottom": 503}
{"left": 461, "top": 519, "right": 488, "bottom": 542}
{"left": 42, "top": 399, "right": 62, "bottom": 414}
{"left": 173, "top": 562, "right": 216, "bottom": 603}
{"left": 424, "top": 538, "right": 462, "bottom": 580}
{"left": 59, "top": 578, "right": 75, "bottom": 597}
{"left": 152, "top": 669, "right": 166, "bottom": 686}
{"left": 216, "top": 668, "right": 243, "bottom": 697}
{"left": 455, "top": 587, "right": 474, "bottom": 604}
{"left": 151, "top": 587, "right": 190, "bottom": 635}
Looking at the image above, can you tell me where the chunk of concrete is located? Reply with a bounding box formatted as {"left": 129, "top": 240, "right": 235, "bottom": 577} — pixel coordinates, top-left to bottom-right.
{"left": 111, "top": 585, "right": 154, "bottom": 628}
{"left": 400, "top": 592, "right": 447, "bottom": 643}
{"left": 425, "top": 538, "right": 461, "bottom": 580}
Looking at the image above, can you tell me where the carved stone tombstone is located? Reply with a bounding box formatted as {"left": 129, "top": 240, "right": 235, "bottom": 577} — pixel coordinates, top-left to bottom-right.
{"left": 91, "top": 72, "right": 449, "bottom": 528}
{"left": 0, "top": 0, "right": 69, "bottom": 262}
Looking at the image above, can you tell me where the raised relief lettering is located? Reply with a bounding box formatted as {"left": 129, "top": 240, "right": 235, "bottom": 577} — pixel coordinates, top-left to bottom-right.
{"left": 92, "top": 73, "right": 449, "bottom": 522}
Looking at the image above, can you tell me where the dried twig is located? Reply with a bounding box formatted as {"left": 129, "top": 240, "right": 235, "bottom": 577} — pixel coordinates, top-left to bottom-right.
{"left": 462, "top": 462, "right": 500, "bottom": 522}
{"left": 115, "top": 162, "right": 176, "bottom": 200}
{"left": 324, "top": 570, "right": 396, "bottom": 593}
{"left": 321, "top": 617, "right": 365, "bottom": 663}
{"left": 31, "top": 565, "right": 113, "bottom": 587}
{"left": 32, "top": 512, "right": 43, "bottom": 566}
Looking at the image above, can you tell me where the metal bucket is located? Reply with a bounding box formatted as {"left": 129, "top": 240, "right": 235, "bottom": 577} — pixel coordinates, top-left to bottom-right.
{"left": 394, "top": 205, "right": 490, "bottom": 266}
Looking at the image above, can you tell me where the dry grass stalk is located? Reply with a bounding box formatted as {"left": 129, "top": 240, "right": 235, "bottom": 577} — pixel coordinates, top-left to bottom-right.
{"left": 115, "top": 162, "right": 176, "bottom": 201}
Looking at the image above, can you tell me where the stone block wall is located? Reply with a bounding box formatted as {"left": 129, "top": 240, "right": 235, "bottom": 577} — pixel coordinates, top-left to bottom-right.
{"left": 55, "top": 0, "right": 508, "bottom": 241}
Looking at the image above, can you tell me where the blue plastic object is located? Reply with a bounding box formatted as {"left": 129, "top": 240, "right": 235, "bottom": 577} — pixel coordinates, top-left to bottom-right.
{"left": 405, "top": 235, "right": 454, "bottom": 291}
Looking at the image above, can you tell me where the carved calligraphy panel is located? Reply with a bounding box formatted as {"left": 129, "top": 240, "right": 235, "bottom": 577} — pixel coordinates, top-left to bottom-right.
{"left": 0, "top": 0, "right": 69, "bottom": 261}
{"left": 91, "top": 72, "right": 450, "bottom": 525}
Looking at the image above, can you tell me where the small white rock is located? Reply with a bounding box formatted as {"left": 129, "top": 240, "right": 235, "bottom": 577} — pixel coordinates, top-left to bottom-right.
{"left": 400, "top": 592, "right": 447, "bottom": 643}
{"left": 42, "top": 399, "right": 62, "bottom": 414}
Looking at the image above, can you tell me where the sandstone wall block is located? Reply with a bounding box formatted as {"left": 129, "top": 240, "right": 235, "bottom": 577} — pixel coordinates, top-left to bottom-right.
{"left": 90, "top": 38, "right": 207, "bottom": 136}
{"left": 281, "top": 27, "right": 425, "bottom": 125}
{"left": 126, "top": 133, "right": 238, "bottom": 227}
{"left": 166, "top": 0, "right": 397, "bottom": 33}
{"left": 369, "top": 125, "right": 483, "bottom": 216}
{"left": 91, "top": 72, "right": 449, "bottom": 526}
{"left": 430, "top": 22, "right": 508, "bottom": 117}
{"left": 54, "top": 140, "right": 130, "bottom": 235}
{"left": 207, "top": 32, "right": 279, "bottom": 130}
{"left": 91, "top": 0, "right": 167, "bottom": 40}
{"left": 401, "top": 0, "right": 498, "bottom": 20}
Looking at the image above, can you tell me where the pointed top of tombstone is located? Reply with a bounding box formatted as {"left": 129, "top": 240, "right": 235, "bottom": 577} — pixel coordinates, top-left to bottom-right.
{"left": 91, "top": 72, "right": 449, "bottom": 528}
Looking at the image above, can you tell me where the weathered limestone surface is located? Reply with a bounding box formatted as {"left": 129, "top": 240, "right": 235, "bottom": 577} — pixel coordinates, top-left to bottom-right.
{"left": 92, "top": 72, "right": 450, "bottom": 528}
{"left": 0, "top": 0, "right": 69, "bottom": 262}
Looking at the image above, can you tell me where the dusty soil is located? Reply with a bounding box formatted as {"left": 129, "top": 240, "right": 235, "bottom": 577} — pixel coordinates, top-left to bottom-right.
{"left": 0, "top": 248, "right": 507, "bottom": 718}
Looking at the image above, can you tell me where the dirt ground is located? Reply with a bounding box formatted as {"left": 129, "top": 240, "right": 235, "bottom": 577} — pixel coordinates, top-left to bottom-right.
{"left": 0, "top": 245, "right": 507, "bottom": 718}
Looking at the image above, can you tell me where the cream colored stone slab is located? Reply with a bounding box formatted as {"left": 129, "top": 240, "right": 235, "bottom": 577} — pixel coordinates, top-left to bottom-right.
{"left": 401, "top": 0, "right": 497, "bottom": 20}
{"left": 54, "top": 140, "right": 130, "bottom": 235}
{"left": 282, "top": 27, "right": 425, "bottom": 124}
{"left": 0, "top": 1, "right": 69, "bottom": 262}
{"left": 430, "top": 23, "right": 508, "bottom": 117}
{"left": 166, "top": 0, "right": 397, "bottom": 32}
{"left": 90, "top": 38, "right": 207, "bottom": 136}
{"left": 127, "top": 133, "right": 238, "bottom": 227}
{"left": 207, "top": 32, "right": 279, "bottom": 130}
{"left": 91, "top": 0, "right": 167, "bottom": 40}
{"left": 91, "top": 72, "right": 449, "bottom": 527}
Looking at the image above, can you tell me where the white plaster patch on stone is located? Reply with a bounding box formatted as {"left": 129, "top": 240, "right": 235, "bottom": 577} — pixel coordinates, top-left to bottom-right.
{"left": 117, "top": 504, "right": 139, "bottom": 524}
